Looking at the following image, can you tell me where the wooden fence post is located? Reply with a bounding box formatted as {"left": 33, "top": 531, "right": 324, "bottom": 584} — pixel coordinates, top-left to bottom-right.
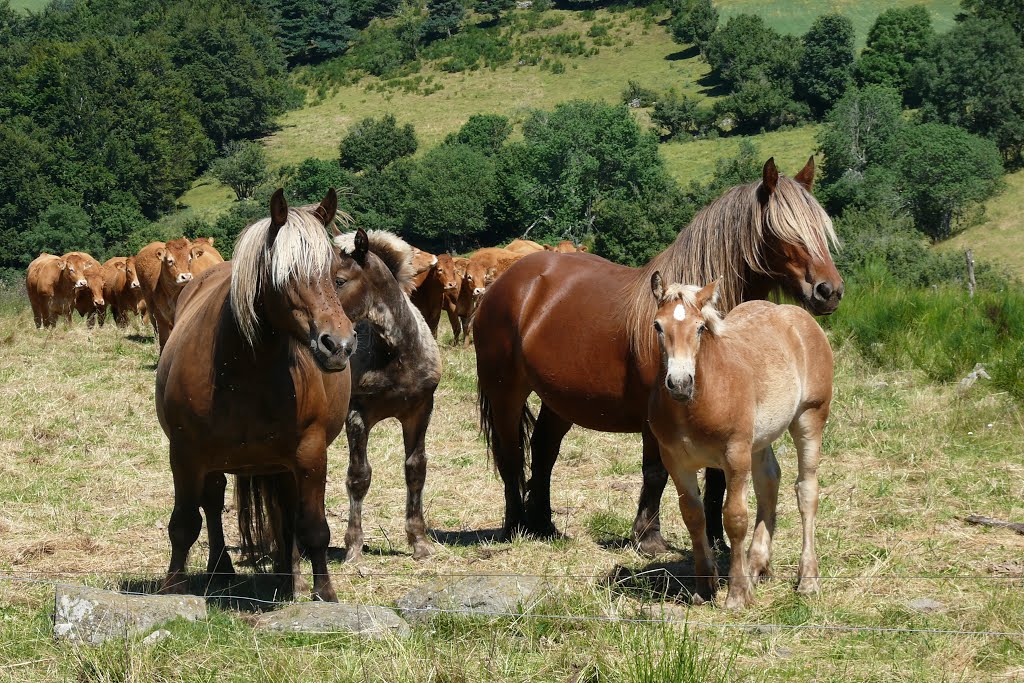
{"left": 966, "top": 249, "right": 975, "bottom": 299}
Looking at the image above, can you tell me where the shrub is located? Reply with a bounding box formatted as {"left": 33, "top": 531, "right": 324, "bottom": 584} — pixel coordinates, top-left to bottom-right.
{"left": 339, "top": 114, "right": 418, "bottom": 172}
{"left": 443, "top": 114, "right": 512, "bottom": 154}
{"left": 621, "top": 80, "right": 658, "bottom": 108}
{"left": 211, "top": 141, "right": 272, "bottom": 201}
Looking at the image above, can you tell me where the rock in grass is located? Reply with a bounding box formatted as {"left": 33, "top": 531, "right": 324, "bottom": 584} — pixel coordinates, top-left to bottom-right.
{"left": 906, "top": 597, "right": 947, "bottom": 613}
{"left": 254, "top": 603, "right": 409, "bottom": 639}
{"left": 397, "top": 575, "right": 549, "bottom": 623}
{"left": 53, "top": 586, "right": 205, "bottom": 645}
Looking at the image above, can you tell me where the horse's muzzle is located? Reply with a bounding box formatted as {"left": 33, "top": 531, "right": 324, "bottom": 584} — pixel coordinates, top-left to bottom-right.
{"left": 314, "top": 332, "right": 356, "bottom": 371}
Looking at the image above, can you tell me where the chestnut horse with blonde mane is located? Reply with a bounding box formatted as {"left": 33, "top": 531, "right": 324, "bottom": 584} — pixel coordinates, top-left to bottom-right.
{"left": 647, "top": 275, "right": 832, "bottom": 608}
{"left": 156, "top": 189, "right": 364, "bottom": 601}
{"left": 474, "top": 158, "right": 842, "bottom": 553}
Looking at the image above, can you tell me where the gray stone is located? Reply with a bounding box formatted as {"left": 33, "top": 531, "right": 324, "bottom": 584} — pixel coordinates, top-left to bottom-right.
{"left": 255, "top": 603, "right": 410, "bottom": 639}
{"left": 906, "top": 597, "right": 947, "bottom": 613}
{"left": 142, "top": 629, "right": 171, "bottom": 646}
{"left": 53, "top": 586, "right": 206, "bottom": 645}
{"left": 397, "top": 575, "right": 549, "bottom": 623}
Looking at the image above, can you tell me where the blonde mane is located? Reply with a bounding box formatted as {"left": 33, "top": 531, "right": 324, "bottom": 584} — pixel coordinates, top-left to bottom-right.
{"left": 622, "top": 174, "right": 837, "bottom": 357}
{"left": 333, "top": 229, "right": 417, "bottom": 295}
{"left": 230, "top": 208, "right": 336, "bottom": 347}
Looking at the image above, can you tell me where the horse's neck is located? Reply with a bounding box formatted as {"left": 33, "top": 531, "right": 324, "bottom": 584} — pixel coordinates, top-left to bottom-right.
{"left": 360, "top": 286, "right": 437, "bottom": 365}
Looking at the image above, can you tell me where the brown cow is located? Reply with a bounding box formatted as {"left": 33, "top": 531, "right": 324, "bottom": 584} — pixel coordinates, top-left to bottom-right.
{"left": 544, "top": 240, "right": 589, "bottom": 253}
{"left": 189, "top": 237, "right": 224, "bottom": 276}
{"left": 445, "top": 257, "right": 468, "bottom": 343}
{"left": 102, "top": 257, "right": 144, "bottom": 327}
{"left": 61, "top": 252, "right": 105, "bottom": 328}
{"left": 26, "top": 253, "right": 85, "bottom": 328}
{"left": 506, "top": 239, "right": 545, "bottom": 255}
{"left": 454, "top": 248, "right": 518, "bottom": 346}
{"left": 135, "top": 238, "right": 194, "bottom": 349}
{"left": 410, "top": 252, "right": 458, "bottom": 337}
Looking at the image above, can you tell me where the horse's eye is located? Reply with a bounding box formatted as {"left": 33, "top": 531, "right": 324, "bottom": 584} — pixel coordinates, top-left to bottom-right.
{"left": 653, "top": 321, "right": 662, "bottom": 334}
{"left": 335, "top": 277, "right": 347, "bottom": 288}
{"left": 697, "top": 324, "right": 706, "bottom": 336}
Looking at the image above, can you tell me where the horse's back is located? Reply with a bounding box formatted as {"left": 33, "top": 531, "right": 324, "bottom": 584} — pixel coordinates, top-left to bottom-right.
{"left": 474, "top": 250, "right": 655, "bottom": 431}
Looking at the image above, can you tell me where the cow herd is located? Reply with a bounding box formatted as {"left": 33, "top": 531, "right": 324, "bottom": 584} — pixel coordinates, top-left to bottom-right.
{"left": 24, "top": 235, "right": 586, "bottom": 350}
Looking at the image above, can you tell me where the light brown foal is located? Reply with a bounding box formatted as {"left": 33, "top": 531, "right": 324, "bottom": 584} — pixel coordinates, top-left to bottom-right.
{"left": 647, "top": 274, "right": 833, "bottom": 608}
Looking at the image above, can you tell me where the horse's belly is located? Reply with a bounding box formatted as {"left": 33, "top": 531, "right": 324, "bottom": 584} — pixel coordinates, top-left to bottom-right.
{"left": 751, "top": 392, "right": 800, "bottom": 451}
{"left": 531, "top": 388, "right": 645, "bottom": 433}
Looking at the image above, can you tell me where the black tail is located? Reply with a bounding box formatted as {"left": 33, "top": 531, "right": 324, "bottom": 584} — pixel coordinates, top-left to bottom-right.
{"left": 234, "top": 474, "right": 290, "bottom": 569}
{"left": 478, "top": 389, "right": 536, "bottom": 496}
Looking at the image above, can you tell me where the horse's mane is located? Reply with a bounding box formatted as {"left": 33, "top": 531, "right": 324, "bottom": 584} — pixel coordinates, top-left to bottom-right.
{"left": 230, "top": 208, "right": 336, "bottom": 347}
{"left": 621, "top": 174, "right": 838, "bottom": 358}
{"left": 334, "top": 229, "right": 417, "bottom": 295}
{"left": 660, "top": 283, "right": 726, "bottom": 336}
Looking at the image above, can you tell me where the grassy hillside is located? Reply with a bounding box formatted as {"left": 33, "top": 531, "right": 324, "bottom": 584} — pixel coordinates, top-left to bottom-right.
{"left": 9, "top": 0, "right": 49, "bottom": 11}
{"left": 717, "top": 0, "right": 960, "bottom": 43}
{"left": 941, "top": 170, "right": 1024, "bottom": 279}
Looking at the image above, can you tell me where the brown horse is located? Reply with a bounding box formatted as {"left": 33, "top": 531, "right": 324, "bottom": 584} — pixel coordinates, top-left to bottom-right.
{"left": 155, "top": 189, "right": 361, "bottom": 601}
{"left": 332, "top": 230, "right": 442, "bottom": 563}
{"left": 647, "top": 275, "right": 832, "bottom": 608}
{"left": 474, "top": 158, "right": 842, "bottom": 553}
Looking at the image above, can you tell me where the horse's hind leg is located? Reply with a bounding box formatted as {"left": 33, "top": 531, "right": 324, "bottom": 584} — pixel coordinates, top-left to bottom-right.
{"left": 201, "top": 472, "right": 235, "bottom": 577}
{"left": 790, "top": 406, "right": 827, "bottom": 595}
{"left": 703, "top": 468, "right": 727, "bottom": 550}
{"left": 343, "top": 409, "right": 372, "bottom": 564}
{"left": 524, "top": 403, "right": 572, "bottom": 537}
{"left": 747, "top": 446, "right": 780, "bottom": 582}
{"left": 633, "top": 427, "right": 670, "bottom": 556}
{"left": 162, "top": 457, "right": 204, "bottom": 595}
{"left": 274, "top": 475, "right": 308, "bottom": 598}
{"left": 402, "top": 398, "right": 435, "bottom": 559}
{"left": 481, "top": 386, "right": 532, "bottom": 538}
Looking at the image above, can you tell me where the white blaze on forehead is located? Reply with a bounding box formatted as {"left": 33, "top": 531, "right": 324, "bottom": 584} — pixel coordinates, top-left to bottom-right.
{"left": 673, "top": 304, "right": 687, "bottom": 321}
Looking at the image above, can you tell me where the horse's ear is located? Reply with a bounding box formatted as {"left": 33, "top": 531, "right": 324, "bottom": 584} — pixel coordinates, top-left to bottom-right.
{"left": 269, "top": 188, "right": 289, "bottom": 228}
{"left": 314, "top": 188, "right": 338, "bottom": 227}
{"left": 794, "top": 156, "right": 815, "bottom": 191}
{"left": 352, "top": 227, "right": 369, "bottom": 265}
{"left": 650, "top": 271, "right": 664, "bottom": 302}
{"left": 762, "top": 158, "right": 779, "bottom": 195}
{"left": 696, "top": 278, "right": 721, "bottom": 309}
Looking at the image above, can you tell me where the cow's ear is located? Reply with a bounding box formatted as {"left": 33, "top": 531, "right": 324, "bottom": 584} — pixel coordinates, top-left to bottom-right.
{"left": 58, "top": 260, "right": 66, "bottom": 271}
{"left": 579, "top": 244, "right": 589, "bottom": 253}
{"left": 156, "top": 248, "right": 166, "bottom": 260}
{"left": 116, "top": 261, "right": 126, "bottom": 270}
{"left": 193, "top": 248, "right": 204, "bottom": 259}
{"left": 205, "top": 237, "right": 215, "bottom": 246}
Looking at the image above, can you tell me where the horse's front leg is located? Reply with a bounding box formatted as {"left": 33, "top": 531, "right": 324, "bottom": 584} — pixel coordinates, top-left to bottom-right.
{"left": 633, "top": 427, "right": 670, "bottom": 556}
{"left": 161, "top": 448, "right": 204, "bottom": 595}
{"left": 201, "top": 472, "right": 235, "bottom": 577}
{"left": 295, "top": 436, "right": 336, "bottom": 601}
{"left": 343, "top": 409, "right": 372, "bottom": 564}
{"left": 401, "top": 399, "right": 435, "bottom": 559}
{"left": 723, "top": 444, "right": 754, "bottom": 609}
{"left": 670, "top": 465, "right": 717, "bottom": 603}
{"left": 748, "top": 446, "right": 780, "bottom": 582}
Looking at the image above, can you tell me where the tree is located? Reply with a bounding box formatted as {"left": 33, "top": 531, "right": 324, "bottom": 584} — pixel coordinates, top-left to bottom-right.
{"left": 668, "top": 0, "right": 719, "bottom": 55}
{"left": 422, "top": 0, "right": 465, "bottom": 40}
{"left": 19, "top": 204, "right": 102, "bottom": 263}
{"left": 961, "top": 0, "right": 1024, "bottom": 38}
{"left": 475, "top": 0, "right": 514, "bottom": 24}
{"left": 855, "top": 6, "right": 934, "bottom": 97}
{"left": 704, "top": 14, "right": 801, "bottom": 90}
{"left": 895, "top": 123, "right": 1003, "bottom": 240}
{"left": 404, "top": 144, "right": 496, "bottom": 250}
{"left": 211, "top": 141, "right": 272, "bottom": 201}
{"left": 796, "top": 13, "right": 854, "bottom": 117}
{"left": 339, "top": 114, "right": 418, "bottom": 172}
{"left": 817, "top": 85, "right": 905, "bottom": 197}
{"left": 918, "top": 17, "right": 1024, "bottom": 164}
{"left": 271, "top": 0, "right": 359, "bottom": 64}
{"left": 443, "top": 114, "right": 512, "bottom": 154}
{"left": 651, "top": 90, "right": 714, "bottom": 139}
{"left": 285, "top": 158, "right": 354, "bottom": 204}
{"left": 713, "top": 76, "right": 808, "bottom": 132}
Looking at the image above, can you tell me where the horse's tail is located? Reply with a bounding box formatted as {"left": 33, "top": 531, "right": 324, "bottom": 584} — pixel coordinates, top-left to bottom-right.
{"left": 478, "top": 388, "right": 536, "bottom": 496}
{"left": 234, "top": 474, "right": 289, "bottom": 568}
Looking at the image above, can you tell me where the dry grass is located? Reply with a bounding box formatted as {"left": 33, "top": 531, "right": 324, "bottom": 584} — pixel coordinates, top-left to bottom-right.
{"left": 0, "top": 297, "right": 1022, "bottom": 681}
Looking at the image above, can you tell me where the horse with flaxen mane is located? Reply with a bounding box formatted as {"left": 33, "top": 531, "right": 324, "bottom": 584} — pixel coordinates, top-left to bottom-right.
{"left": 331, "top": 229, "right": 442, "bottom": 563}
{"left": 156, "top": 189, "right": 364, "bottom": 601}
{"left": 647, "top": 275, "right": 832, "bottom": 608}
{"left": 474, "top": 157, "right": 842, "bottom": 553}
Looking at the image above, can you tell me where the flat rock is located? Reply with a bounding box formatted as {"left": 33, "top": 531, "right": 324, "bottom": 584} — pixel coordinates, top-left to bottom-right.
{"left": 906, "top": 597, "right": 947, "bottom": 613}
{"left": 397, "top": 575, "right": 549, "bottom": 623}
{"left": 54, "top": 586, "right": 206, "bottom": 645}
{"left": 254, "top": 603, "right": 409, "bottom": 639}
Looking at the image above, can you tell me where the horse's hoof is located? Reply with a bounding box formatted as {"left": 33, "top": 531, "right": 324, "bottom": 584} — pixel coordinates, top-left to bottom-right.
{"left": 159, "top": 577, "right": 188, "bottom": 595}
{"left": 412, "top": 542, "right": 434, "bottom": 560}
{"left": 344, "top": 548, "right": 364, "bottom": 564}
{"left": 796, "top": 577, "right": 820, "bottom": 595}
{"left": 635, "top": 535, "right": 669, "bottom": 557}
{"left": 724, "top": 591, "right": 754, "bottom": 610}
{"left": 314, "top": 586, "right": 338, "bottom": 602}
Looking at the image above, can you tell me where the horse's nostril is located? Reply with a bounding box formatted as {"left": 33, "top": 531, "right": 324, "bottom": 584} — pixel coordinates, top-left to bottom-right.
{"left": 815, "top": 282, "right": 833, "bottom": 300}
{"left": 320, "top": 333, "right": 339, "bottom": 354}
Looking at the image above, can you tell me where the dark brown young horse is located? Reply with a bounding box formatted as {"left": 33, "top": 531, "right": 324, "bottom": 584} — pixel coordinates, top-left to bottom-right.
{"left": 156, "top": 189, "right": 362, "bottom": 600}
{"left": 332, "top": 230, "right": 442, "bottom": 563}
{"left": 474, "top": 158, "right": 843, "bottom": 553}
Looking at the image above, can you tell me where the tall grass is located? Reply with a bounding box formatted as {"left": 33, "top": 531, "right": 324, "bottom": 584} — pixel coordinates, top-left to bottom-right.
{"left": 824, "top": 262, "right": 1024, "bottom": 400}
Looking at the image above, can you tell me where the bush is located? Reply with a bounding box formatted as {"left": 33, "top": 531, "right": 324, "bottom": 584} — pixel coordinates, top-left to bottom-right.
{"left": 283, "top": 158, "right": 355, "bottom": 204}
{"left": 18, "top": 204, "right": 102, "bottom": 263}
{"left": 339, "top": 114, "right": 418, "bottom": 172}
{"left": 668, "top": 0, "right": 718, "bottom": 54}
{"left": 796, "top": 13, "right": 854, "bottom": 118}
{"left": 651, "top": 90, "right": 714, "bottom": 139}
{"left": 621, "top": 80, "right": 658, "bottom": 108}
{"left": 443, "top": 114, "right": 512, "bottom": 154}
{"left": 855, "top": 6, "right": 934, "bottom": 99}
{"left": 211, "top": 141, "right": 272, "bottom": 201}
